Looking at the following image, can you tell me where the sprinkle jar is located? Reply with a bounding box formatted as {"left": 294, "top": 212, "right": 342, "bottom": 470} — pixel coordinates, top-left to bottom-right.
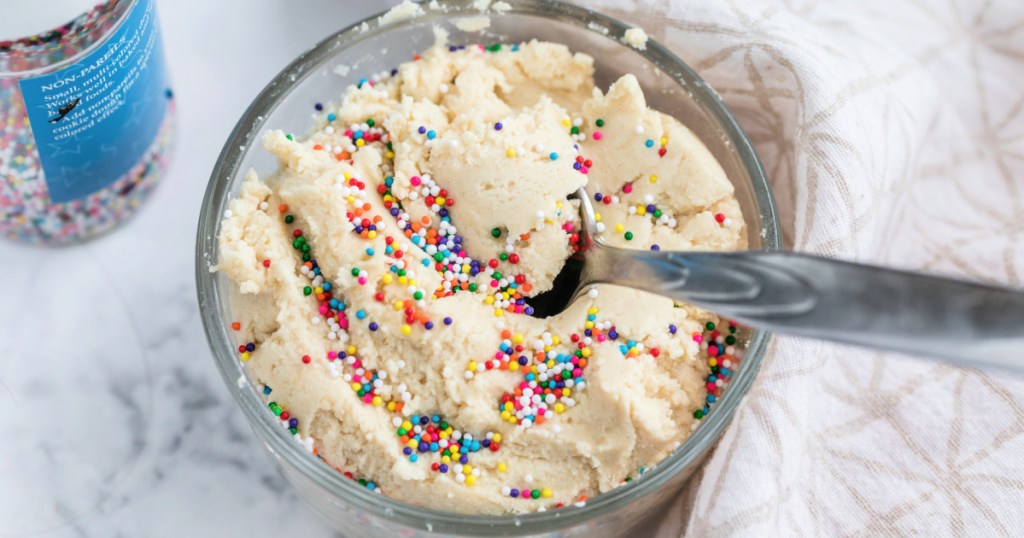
{"left": 0, "top": 0, "right": 175, "bottom": 245}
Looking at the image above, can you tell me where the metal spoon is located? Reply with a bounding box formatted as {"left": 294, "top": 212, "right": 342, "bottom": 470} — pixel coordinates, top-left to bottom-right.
{"left": 527, "top": 187, "right": 1024, "bottom": 370}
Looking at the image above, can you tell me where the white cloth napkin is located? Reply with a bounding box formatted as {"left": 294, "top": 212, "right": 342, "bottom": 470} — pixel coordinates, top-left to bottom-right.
{"left": 578, "top": 0, "right": 1024, "bottom": 535}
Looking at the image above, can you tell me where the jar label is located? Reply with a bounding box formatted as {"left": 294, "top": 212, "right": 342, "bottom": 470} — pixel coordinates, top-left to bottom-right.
{"left": 18, "top": 0, "right": 169, "bottom": 203}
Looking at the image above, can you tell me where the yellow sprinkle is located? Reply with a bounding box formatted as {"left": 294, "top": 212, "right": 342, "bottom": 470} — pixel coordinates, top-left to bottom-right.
{"left": 506, "top": 148, "right": 517, "bottom": 157}
{"left": 494, "top": 309, "right": 504, "bottom": 318}
{"left": 468, "top": 361, "right": 478, "bottom": 372}
{"left": 343, "top": 172, "right": 352, "bottom": 180}
{"left": 501, "top": 410, "right": 512, "bottom": 421}
{"left": 435, "top": 196, "right": 446, "bottom": 205}
{"left": 649, "top": 174, "right": 658, "bottom": 184}
{"left": 636, "top": 206, "right": 647, "bottom": 216}
{"left": 401, "top": 324, "right": 412, "bottom": 335}
{"left": 542, "top": 488, "right": 553, "bottom": 498}
{"left": 398, "top": 276, "right": 408, "bottom": 285}
{"left": 543, "top": 345, "right": 551, "bottom": 352}
{"left": 551, "top": 336, "right": 561, "bottom": 345}
{"left": 385, "top": 151, "right": 395, "bottom": 158}
{"left": 509, "top": 362, "right": 519, "bottom": 372}
{"left": 352, "top": 382, "right": 362, "bottom": 391}
{"left": 554, "top": 403, "right": 565, "bottom": 413}
{"left": 563, "top": 388, "right": 571, "bottom": 397}
{"left": 465, "top": 475, "right": 477, "bottom": 486}
{"left": 347, "top": 345, "right": 357, "bottom": 354}
{"left": 462, "top": 264, "right": 471, "bottom": 274}
{"left": 594, "top": 212, "right": 602, "bottom": 222}
{"left": 546, "top": 359, "right": 555, "bottom": 368}
{"left": 240, "top": 352, "right": 250, "bottom": 362}
{"left": 615, "top": 223, "right": 624, "bottom": 233}
{"left": 555, "top": 200, "right": 563, "bottom": 209}
{"left": 372, "top": 396, "right": 383, "bottom": 406}
{"left": 393, "top": 300, "right": 404, "bottom": 310}
{"left": 492, "top": 433, "right": 502, "bottom": 443}
{"left": 442, "top": 455, "right": 451, "bottom": 464}
{"left": 587, "top": 307, "right": 599, "bottom": 315}
{"left": 584, "top": 321, "right": 594, "bottom": 329}
{"left": 450, "top": 445, "right": 460, "bottom": 454}
{"left": 439, "top": 431, "right": 449, "bottom": 439}
{"left": 660, "top": 136, "right": 668, "bottom": 146}
{"left": 346, "top": 195, "right": 355, "bottom": 204}
{"left": 367, "top": 230, "right": 377, "bottom": 239}
{"left": 382, "top": 274, "right": 393, "bottom": 284}
{"left": 355, "top": 139, "right": 365, "bottom": 147}
{"left": 463, "top": 465, "right": 473, "bottom": 475}
{"left": 387, "top": 401, "right": 396, "bottom": 411}
{"left": 484, "top": 296, "right": 495, "bottom": 305}
{"left": 708, "top": 358, "right": 717, "bottom": 367}
{"left": 562, "top": 118, "right": 571, "bottom": 127}
{"left": 581, "top": 348, "right": 591, "bottom": 358}
{"left": 497, "top": 462, "right": 507, "bottom": 472}
{"left": 512, "top": 334, "right": 524, "bottom": 345}
{"left": 407, "top": 440, "right": 418, "bottom": 449}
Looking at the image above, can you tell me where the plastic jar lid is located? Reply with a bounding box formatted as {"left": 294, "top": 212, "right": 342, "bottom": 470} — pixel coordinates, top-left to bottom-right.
{"left": 0, "top": 0, "right": 99, "bottom": 40}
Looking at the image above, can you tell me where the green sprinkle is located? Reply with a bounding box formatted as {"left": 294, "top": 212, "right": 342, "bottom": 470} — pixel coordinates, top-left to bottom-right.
{"left": 491, "top": 227, "right": 502, "bottom": 238}
{"left": 303, "top": 286, "right": 312, "bottom": 296}
{"left": 499, "top": 253, "right": 508, "bottom": 261}
{"left": 285, "top": 134, "right": 293, "bottom": 141}
{"left": 624, "top": 231, "right": 634, "bottom": 241}
{"left": 725, "top": 335, "right": 736, "bottom": 345}
{"left": 705, "top": 322, "right": 716, "bottom": 331}
{"left": 570, "top": 126, "right": 580, "bottom": 135}
{"left": 366, "top": 118, "right": 375, "bottom": 127}
{"left": 531, "top": 489, "right": 540, "bottom": 499}
{"left": 693, "top": 410, "right": 704, "bottom": 419}
{"left": 351, "top": 268, "right": 361, "bottom": 276}
{"left": 595, "top": 118, "right": 605, "bottom": 127}
{"left": 468, "top": 283, "right": 478, "bottom": 292}
{"left": 652, "top": 209, "right": 662, "bottom": 218}
{"left": 301, "top": 253, "right": 311, "bottom": 262}
{"left": 413, "top": 291, "right": 424, "bottom": 300}
{"left": 284, "top": 215, "right": 294, "bottom": 224}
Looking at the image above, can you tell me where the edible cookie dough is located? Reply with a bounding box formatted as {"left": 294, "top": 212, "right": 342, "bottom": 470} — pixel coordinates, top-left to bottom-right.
{"left": 217, "top": 34, "right": 746, "bottom": 514}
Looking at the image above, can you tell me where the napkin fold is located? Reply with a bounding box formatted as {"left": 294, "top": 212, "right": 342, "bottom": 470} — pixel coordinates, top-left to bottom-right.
{"left": 579, "top": 0, "right": 1024, "bottom": 535}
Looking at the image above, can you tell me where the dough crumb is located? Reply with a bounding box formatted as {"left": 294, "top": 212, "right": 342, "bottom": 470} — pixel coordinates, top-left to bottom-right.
{"left": 623, "top": 27, "right": 649, "bottom": 50}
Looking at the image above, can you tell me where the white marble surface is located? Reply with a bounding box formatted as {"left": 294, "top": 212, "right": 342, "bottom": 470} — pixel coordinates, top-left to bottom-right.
{"left": 0, "top": 1, "right": 396, "bottom": 536}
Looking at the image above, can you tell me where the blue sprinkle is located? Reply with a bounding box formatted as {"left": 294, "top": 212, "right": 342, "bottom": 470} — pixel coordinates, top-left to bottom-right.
{"left": 356, "top": 310, "right": 367, "bottom": 320}
{"left": 427, "top": 130, "right": 436, "bottom": 140}
{"left": 444, "top": 317, "right": 453, "bottom": 325}
{"left": 549, "top": 152, "right": 558, "bottom": 160}
{"left": 326, "top": 113, "right": 336, "bottom": 122}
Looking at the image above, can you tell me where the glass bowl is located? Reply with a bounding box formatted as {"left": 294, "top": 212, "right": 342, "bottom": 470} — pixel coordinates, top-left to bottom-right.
{"left": 196, "top": 1, "right": 781, "bottom": 536}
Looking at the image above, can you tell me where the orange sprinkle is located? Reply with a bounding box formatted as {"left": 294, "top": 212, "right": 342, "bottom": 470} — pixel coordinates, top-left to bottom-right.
{"left": 420, "top": 216, "right": 431, "bottom": 225}
{"left": 500, "top": 330, "right": 511, "bottom": 339}
{"left": 231, "top": 322, "right": 241, "bottom": 331}
{"left": 520, "top": 233, "right": 531, "bottom": 241}
{"left": 313, "top": 144, "right": 323, "bottom": 151}
{"left": 278, "top": 204, "right": 288, "bottom": 213}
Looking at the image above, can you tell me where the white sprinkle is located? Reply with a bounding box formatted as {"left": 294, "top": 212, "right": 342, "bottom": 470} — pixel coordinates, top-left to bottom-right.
{"left": 635, "top": 125, "right": 644, "bottom": 133}
{"left": 439, "top": 83, "right": 449, "bottom": 93}
{"left": 223, "top": 209, "right": 233, "bottom": 217}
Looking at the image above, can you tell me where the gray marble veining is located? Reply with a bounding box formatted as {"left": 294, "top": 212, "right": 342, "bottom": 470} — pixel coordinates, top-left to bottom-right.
{"left": 0, "top": 1, "right": 396, "bottom": 536}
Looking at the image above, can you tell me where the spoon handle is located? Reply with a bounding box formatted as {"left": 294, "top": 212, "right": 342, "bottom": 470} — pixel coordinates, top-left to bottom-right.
{"left": 588, "top": 247, "right": 1024, "bottom": 368}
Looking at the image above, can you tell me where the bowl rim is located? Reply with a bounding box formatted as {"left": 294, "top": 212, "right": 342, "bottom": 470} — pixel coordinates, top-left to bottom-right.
{"left": 196, "top": 0, "right": 781, "bottom": 534}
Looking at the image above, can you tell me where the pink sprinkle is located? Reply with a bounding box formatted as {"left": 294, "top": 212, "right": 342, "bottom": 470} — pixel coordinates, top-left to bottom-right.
{"left": 364, "top": 394, "right": 373, "bottom": 403}
{"left": 328, "top": 351, "right": 338, "bottom": 360}
{"left": 495, "top": 351, "right": 504, "bottom": 360}
{"left": 623, "top": 184, "right": 633, "bottom": 194}
{"left": 358, "top": 276, "right": 367, "bottom": 285}
{"left": 410, "top": 176, "right": 421, "bottom": 186}
{"left": 580, "top": 166, "right": 588, "bottom": 174}
{"left": 573, "top": 368, "right": 583, "bottom": 377}
{"left": 596, "top": 334, "right": 606, "bottom": 342}
{"left": 339, "top": 318, "right": 349, "bottom": 330}
{"left": 537, "top": 407, "right": 546, "bottom": 415}
{"left": 319, "top": 304, "right": 329, "bottom": 315}
{"left": 706, "top": 382, "right": 717, "bottom": 392}
{"left": 708, "top": 346, "right": 719, "bottom": 357}
{"left": 353, "top": 360, "right": 362, "bottom": 368}
{"left": 592, "top": 131, "right": 602, "bottom": 140}
{"left": 490, "top": 280, "right": 499, "bottom": 287}
{"left": 692, "top": 333, "right": 703, "bottom": 343}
